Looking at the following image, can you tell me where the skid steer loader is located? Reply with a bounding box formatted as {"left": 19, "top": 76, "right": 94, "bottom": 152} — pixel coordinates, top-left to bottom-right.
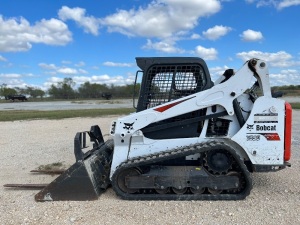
{"left": 32, "top": 57, "right": 292, "bottom": 201}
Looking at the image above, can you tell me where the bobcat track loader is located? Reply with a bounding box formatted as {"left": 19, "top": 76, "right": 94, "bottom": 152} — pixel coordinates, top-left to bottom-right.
{"left": 33, "top": 57, "right": 292, "bottom": 201}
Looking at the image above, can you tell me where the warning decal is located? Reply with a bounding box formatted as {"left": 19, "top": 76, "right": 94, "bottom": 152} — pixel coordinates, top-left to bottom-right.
{"left": 254, "top": 113, "right": 278, "bottom": 123}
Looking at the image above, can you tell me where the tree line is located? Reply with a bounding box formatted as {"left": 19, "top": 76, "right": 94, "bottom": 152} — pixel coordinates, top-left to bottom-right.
{"left": 271, "top": 85, "right": 300, "bottom": 96}
{"left": 1, "top": 78, "right": 298, "bottom": 100}
{"left": 0, "top": 78, "right": 140, "bottom": 100}
{"left": 272, "top": 85, "right": 300, "bottom": 90}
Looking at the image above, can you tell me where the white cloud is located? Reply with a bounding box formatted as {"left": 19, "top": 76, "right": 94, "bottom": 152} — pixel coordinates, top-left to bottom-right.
{"left": 190, "top": 33, "right": 201, "bottom": 39}
{"left": 43, "top": 77, "right": 64, "bottom": 89}
{"left": 236, "top": 50, "right": 300, "bottom": 67}
{"left": 0, "top": 75, "right": 27, "bottom": 88}
{"left": 245, "top": 0, "right": 275, "bottom": 7}
{"left": 47, "top": 77, "right": 63, "bottom": 83}
{"left": 56, "top": 2, "right": 221, "bottom": 54}
{"left": 39, "top": 63, "right": 88, "bottom": 75}
{"left": 209, "top": 65, "right": 230, "bottom": 81}
{"left": 209, "top": 66, "right": 230, "bottom": 75}
{"left": 0, "top": 73, "right": 39, "bottom": 89}
{"left": 194, "top": 45, "right": 218, "bottom": 60}
{"left": 0, "top": 15, "right": 72, "bottom": 52}
{"left": 72, "top": 74, "right": 135, "bottom": 86}
{"left": 62, "top": 60, "right": 72, "bottom": 64}
{"left": 281, "top": 69, "right": 298, "bottom": 74}
{"left": 0, "top": 73, "right": 21, "bottom": 78}
{"left": 58, "top": 6, "right": 100, "bottom": 35}
{"left": 240, "top": 29, "right": 263, "bottom": 42}
{"left": 91, "top": 75, "right": 110, "bottom": 80}
{"left": 103, "top": 62, "right": 133, "bottom": 67}
{"left": 269, "top": 71, "right": 300, "bottom": 86}
{"left": 39, "top": 63, "right": 58, "bottom": 70}
{"left": 202, "top": 25, "right": 232, "bottom": 40}
{"left": 78, "top": 69, "right": 88, "bottom": 74}
{"left": 8, "top": 80, "right": 28, "bottom": 88}
{"left": 33, "top": 19, "right": 72, "bottom": 45}
{"left": 57, "top": 67, "right": 79, "bottom": 75}
{"left": 100, "top": 0, "right": 221, "bottom": 38}
{"left": 278, "top": 0, "right": 300, "bottom": 9}
{"left": 75, "top": 61, "right": 85, "bottom": 67}
{"left": 142, "top": 39, "right": 185, "bottom": 53}
{"left": 0, "top": 55, "right": 7, "bottom": 62}
{"left": 91, "top": 66, "right": 100, "bottom": 70}
{"left": 245, "top": 0, "right": 300, "bottom": 10}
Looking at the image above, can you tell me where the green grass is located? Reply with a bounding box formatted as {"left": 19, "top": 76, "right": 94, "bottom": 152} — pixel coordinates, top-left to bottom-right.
{"left": 291, "top": 103, "right": 300, "bottom": 109}
{"left": 0, "top": 108, "right": 135, "bottom": 122}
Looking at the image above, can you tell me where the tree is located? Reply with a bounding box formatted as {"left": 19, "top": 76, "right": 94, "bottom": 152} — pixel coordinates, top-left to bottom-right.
{"left": 0, "top": 83, "right": 17, "bottom": 97}
{"left": 14, "top": 87, "right": 26, "bottom": 95}
{"left": 108, "top": 83, "right": 141, "bottom": 98}
{"left": 78, "top": 82, "right": 109, "bottom": 98}
{"left": 25, "top": 86, "right": 45, "bottom": 98}
{"left": 48, "top": 78, "right": 76, "bottom": 99}
{"left": 34, "top": 89, "right": 46, "bottom": 98}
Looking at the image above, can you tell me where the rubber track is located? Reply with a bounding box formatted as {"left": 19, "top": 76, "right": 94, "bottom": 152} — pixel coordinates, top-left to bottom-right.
{"left": 111, "top": 140, "right": 252, "bottom": 200}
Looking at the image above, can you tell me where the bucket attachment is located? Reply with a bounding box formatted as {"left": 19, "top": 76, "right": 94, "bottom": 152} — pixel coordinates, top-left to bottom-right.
{"left": 35, "top": 125, "right": 113, "bottom": 201}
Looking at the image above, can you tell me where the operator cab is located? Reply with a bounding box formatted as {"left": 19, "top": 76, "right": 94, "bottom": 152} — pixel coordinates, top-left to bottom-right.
{"left": 135, "top": 57, "right": 214, "bottom": 112}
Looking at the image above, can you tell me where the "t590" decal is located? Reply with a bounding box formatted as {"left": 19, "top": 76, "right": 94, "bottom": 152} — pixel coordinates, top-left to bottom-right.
{"left": 246, "top": 133, "right": 280, "bottom": 141}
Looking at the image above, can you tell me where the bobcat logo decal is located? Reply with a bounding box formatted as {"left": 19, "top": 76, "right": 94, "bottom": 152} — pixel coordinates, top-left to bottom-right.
{"left": 247, "top": 124, "right": 254, "bottom": 131}
{"left": 123, "top": 122, "right": 134, "bottom": 130}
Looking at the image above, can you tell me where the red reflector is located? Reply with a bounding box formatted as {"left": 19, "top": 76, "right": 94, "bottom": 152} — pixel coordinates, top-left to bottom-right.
{"left": 284, "top": 102, "right": 292, "bottom": 161}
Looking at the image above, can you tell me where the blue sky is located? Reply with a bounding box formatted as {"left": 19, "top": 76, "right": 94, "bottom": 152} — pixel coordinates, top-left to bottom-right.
{"left": 0, "top": 0, "right": 300, "bottom": 90}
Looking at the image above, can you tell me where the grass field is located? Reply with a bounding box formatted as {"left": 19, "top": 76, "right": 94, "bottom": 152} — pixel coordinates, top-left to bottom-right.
{"left": 0, "top": 108, "right": 135, "bottom": 122}
{"left": 291, "top": 103, "right": 300, "bottom": 109}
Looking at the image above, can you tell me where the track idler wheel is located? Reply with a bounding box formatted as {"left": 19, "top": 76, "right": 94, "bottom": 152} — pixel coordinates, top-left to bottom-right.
{"left": 117, "top": 168, "right": 141, "bottom": 194}
{"left": 226, "top": 171, "right": 242, "bottom": 193}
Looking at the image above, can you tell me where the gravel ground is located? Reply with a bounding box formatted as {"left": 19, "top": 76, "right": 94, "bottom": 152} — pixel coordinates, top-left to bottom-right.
{"left": 1, "top": 112, "right": 300, "bottom": 225}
